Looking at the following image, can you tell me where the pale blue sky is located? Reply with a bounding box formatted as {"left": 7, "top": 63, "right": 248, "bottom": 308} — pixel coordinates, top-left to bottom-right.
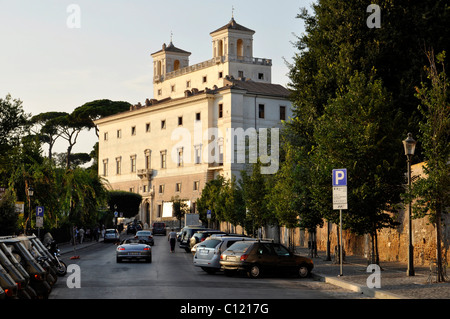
{"left": 0, "top": 0, "right": 313, "bottom": 154}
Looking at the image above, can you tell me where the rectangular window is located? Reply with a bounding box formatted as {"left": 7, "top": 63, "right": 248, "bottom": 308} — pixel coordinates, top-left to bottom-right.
{"left": 161, "top": 120, "right": 166, "bottom": 129}
{"left": 178, "top": 116, "right": 183, "bottom": 126}
{"left": 158, "top": 184, "right": 164, "bottom": 194}
{"left": 196, "top": 112, "right": 201, "bottom": 121}
{"left": 130, "top": 155, "right": 136, "bottom": 172}
{"left": 238, "top": 70, "right": 244, "bottom": 78}
{"left": 186, "top": 80, "right": 191, "bottom": 88}
{"left": 258, "top": 104, "right": 265, "bottom": 119}
{"left": 218, "top": 71, "right": 223, "bottom": 79}
{"left": 194, "top": 145, "right": 202, "bottom": 164}
{"left": 219, "top": 104, "right": 223, "bottom": 118}
{"left": 202, "top": 75, "right": 207, "bottom": 83}
{"left": 280, "top": 106, "right": 286, "bottom": 121}
{"left": 193, "top": 181, "right": 199, "bottom": 191}
{"left": 171, "top": 85, "right": 176, "bottom": 92}
{"left": 146, "top": 123, "right": 151, "bottom": 133}
{"left": 117, "top": 129, "right": 122, "bottom": 138}
{"left": 158, "top": 89, "right": 162, "bottom": 96}
{"left": 116, "top": 157, "right": 121, "bottom": 175}
{"left": 258, "top": 73, "right": 264, "bottom": 80}
{"left": 131, "top": 126, "right": 136, "bottom": 136}
{"left": 104, "top": 132, "right": 108, "bottom": 141}
{"left": 102, "top": 159, "right": 108, "bottom": 176}
{"left": 177, "top": 148, "right": 183, "bottom": 167}
{"left": 160, "top": 150, "right": 167, "bottom": 169}
{"left": 175, "top": 183, "right": 182, "bottom": 192}
{"left": 145, "top": 151, "right": 151, "bottom": 169}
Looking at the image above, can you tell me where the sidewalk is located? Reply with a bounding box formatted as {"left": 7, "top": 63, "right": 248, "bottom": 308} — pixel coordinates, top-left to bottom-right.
{"left": 296, "top": 247, "right": 450, "bottom": 299}
{"left": 58, "top": 238, "right": 104, "bottom": 256}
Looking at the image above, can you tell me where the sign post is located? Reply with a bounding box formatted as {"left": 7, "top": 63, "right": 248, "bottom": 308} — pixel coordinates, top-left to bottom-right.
{"left": 36, "top": 206, "right": 44, "bottom": 238}
{"left": 332, "top": 169, "right": 347, "bottom": 277}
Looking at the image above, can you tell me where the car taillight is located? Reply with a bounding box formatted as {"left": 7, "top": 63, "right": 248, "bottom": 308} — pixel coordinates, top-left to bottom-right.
{"left": 143, "top": 247, "right": 151, "bottom": 251}
{"left": 240, "top": 254, "right": 248, "bottom": 261}
{"left": 34, "top": 274, "right": 41, "bottom": 281}
{"left": 201, "top": 238, "right": 205, "bottom": 242}
{"left": 4, "top": 288, "right": 13, "bottom": 297}
{"left": 118, "top": 247, "right": 125, "bottom": 250}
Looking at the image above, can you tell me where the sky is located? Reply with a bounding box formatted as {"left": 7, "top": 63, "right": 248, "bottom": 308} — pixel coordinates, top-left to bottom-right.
{"left": 0, "top": 0, "right": 313, "bottom": 155}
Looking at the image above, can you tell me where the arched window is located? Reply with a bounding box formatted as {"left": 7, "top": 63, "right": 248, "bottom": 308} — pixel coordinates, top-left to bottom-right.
{"left": 174, "top": 60, "right": 180, "bottom": 71}
{"left": 237, "top": 39, "right": 244, "bottom": 57}
{"left": 218, "top": 40, "right": 224, "bottom": 57}
{"left": 157, "top": 60, "right": 162, "bottom": 76}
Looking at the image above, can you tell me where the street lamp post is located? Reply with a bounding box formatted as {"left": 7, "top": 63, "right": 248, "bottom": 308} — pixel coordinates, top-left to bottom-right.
{"left": 403, "top": 133, "right": 416, "bottom": 276}
{"left": 26, "top": 187, "right": 34, "bottom": 235}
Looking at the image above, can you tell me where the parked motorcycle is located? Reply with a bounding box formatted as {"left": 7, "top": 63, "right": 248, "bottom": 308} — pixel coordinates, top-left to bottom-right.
{"left": 0, "top": 238, "right": 51, "bottom": 299}
{"left": 42, "top": 234, "right": 67, "bottom": 277}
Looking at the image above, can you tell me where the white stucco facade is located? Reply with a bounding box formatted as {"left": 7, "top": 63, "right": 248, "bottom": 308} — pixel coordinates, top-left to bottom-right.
{"left": 95, "top": 17, "right": 292, "bottom": 225}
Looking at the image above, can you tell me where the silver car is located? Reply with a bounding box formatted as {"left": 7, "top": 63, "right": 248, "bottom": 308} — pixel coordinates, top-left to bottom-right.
{"left": 193, "top": 236, "right": 254, "bottom": 274}
{"left": 104, "top": 229, "right": 120, "bottom": 243}
{"left": 116, "top": 238, "right": 152, "bottom": 263}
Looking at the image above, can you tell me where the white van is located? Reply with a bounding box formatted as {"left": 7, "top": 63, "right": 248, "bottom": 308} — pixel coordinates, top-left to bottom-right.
{"left": 193, "top": 236, "right": 255, "bottom": 274}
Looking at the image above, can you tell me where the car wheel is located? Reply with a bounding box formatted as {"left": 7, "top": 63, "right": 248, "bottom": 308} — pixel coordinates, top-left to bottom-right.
{"left": 298, "top": 264, "right": 310, "bottom": 278}
{"left": 116, "top": 257, "right": 122, "bottom": 263}
{"left": 146, "top": 256, "right": 152, "bottom": 263}
{"left": 248, "top": 264, "right": 262, "bottom": 279}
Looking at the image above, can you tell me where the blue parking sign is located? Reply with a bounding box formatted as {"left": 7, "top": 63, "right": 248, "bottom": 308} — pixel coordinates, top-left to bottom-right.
{"left": 332, "top": 169, "right": 347, "bottom": 186}
{"left": 36, "top": 206, "right": 44, "bottom": 217}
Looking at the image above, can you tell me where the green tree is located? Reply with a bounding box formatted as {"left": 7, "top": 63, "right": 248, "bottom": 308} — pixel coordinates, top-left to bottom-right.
{"left": 72, "top": 99, "right": 131, "bottom": 137}
{"left": 412, "top": 50, "right": 450, "bottom": 282}
{"left": 0, "top": 94, "right": 30, "bottom": 185}
{"left": 172, "top": 195, "right": 190, "bottom": 228}
{"left": 313, "top": 71, "right": 404, "bottom": 264}
{"left": 221, "top": 176, "right": 246, "bottom": 233}
{"left": 30, "top": 111, "right": 67, "bottom": 161}
{"left": 107, "top": 190, "right": 142, "bottom": 220}
{"left": 241, "top": 160, "right": 273, "bottom": 237}
{"left": 196, "top": 176, "right": 226, "bottom": 228}
{"left": 0, "top": 190, "right": 19, "bottom": 235}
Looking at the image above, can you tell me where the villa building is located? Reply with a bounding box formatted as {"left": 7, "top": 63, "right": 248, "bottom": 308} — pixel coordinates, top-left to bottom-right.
{"left": 95, "top": 17, "right": 293, "bottom": 225}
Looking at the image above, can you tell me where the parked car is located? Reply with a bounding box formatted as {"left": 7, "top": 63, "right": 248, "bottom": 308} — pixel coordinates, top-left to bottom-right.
{"left": 179, "top": 226, "right": 205, "bottom": 252}
{"left": 104, "top": 229, "right": 120, "bottom": 243}
{"left": 126, "top": 223, "right": 142, "bottom": 235}
{"left": 189, "top": 230, "right": 227, "bottom": 250}
{"left": 135, "top": 230, "right": 154, "bottom": 246}
{"left": 152, "top": 222, "right": 166, "bottom": 235}
{"left": 220, "top": 240, "right": 314, "bottom": 279}
{"left": 116, "top": 238, "right": 152, "bottom": 263}
{"left": 193, "top": 236, "right": 255, "bottom": 274}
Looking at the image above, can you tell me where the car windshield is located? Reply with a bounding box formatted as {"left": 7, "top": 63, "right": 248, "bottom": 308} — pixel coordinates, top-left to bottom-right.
{"left": 123, "top": 239, "right": 143, "bottom": 244}
{"left": 198, "top": 239, "right": 221, "bottom": 249}
{"left": 106, "top": 230, "right": 116, "bottom": 234}
{"left": 137, "top": 231, "right": 151, "bottom": 236}
{"left": 226, "top": 241, "right": 253, "bottom": 253}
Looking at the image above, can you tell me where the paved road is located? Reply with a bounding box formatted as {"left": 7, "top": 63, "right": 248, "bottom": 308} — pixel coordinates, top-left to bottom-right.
{"left": 49, "top": 235, "right": 372, "bottom": 300}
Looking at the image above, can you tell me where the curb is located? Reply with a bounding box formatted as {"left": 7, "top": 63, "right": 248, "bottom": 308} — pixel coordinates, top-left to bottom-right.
{"left": 312, "top": 273, "right": 408, "bottom": 299}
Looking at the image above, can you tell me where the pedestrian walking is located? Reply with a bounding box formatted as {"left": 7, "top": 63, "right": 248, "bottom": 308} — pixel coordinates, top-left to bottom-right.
{"left": 79, "top": 227, "right": 85, "bottom": 244}
{"left": 168, "top": 228, "right": 177, "bottom": 253}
